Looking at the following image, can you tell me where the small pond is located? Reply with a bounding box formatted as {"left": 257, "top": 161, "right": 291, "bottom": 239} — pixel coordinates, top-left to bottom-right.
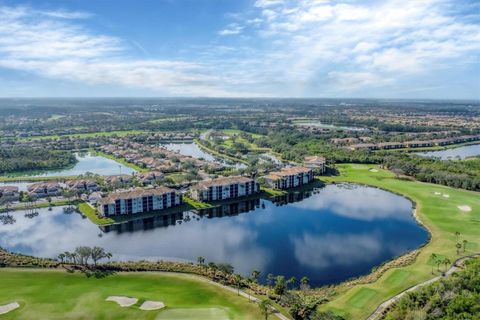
{"left": 415, "top": 144, "right": 480, "bottom": 160}
{"left": 1, "top": 153, "right": 137, "bottom": 178}
{"left": 162, "top": 142, "right": 247, "bottom": 169}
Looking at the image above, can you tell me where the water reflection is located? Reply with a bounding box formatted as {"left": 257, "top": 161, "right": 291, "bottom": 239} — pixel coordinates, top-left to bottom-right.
{"left": 162, "top": 142, "right": 247, "bottom": 169}
{"left": 415, "top": 144, "right": 480, "bottom": 160}
{"left": 2, "top": 153, "right": 137, "bottom": 177}
{"left": 0, "top": 184, "right": 428, "bottom": 287}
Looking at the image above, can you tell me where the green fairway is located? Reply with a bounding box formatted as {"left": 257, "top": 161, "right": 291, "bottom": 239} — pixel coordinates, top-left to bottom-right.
{"left": 0, "top": 269, "right": 262, "bottom": 320}
{"left": 319, "top": 164, "right": 480, "bottom": 319}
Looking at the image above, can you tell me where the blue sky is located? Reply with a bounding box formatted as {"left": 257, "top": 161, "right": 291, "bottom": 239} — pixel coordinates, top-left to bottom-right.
{"left": 0, "top": 0, "right": 479, "bottom": 98}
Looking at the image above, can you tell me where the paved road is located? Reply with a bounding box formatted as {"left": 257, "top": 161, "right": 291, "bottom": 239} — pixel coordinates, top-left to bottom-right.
{"left": 367, "top": 253, "right": 480, "bottom": 320}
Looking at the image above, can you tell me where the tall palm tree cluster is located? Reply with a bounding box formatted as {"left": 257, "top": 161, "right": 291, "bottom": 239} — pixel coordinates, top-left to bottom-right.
{"left": 57, "top": 246, "right": 112, "bottom": 267}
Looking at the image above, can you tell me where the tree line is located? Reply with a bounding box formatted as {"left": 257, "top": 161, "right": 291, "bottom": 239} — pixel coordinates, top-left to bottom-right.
{"left": 0, "top": 147, "right": 77, "bottom": 174}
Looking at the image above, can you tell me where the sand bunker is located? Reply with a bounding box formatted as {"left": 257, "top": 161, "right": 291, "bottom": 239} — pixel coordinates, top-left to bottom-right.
{"left": 139, "top": 300, "right": 165, "bottom": 310}
{"left": 458, "top": 205, "right": 472, "bottom": 212}
{"left": 434, "top": 192, "right": 441, "bottom": 195}
{"left": 369, "top": 169, "right": 379, "bottom": 172}
{"left": 442, "top": 194, "right": 450, "bottom": 198}
{"left": 0, "top": 302, "right": 20, "bottom": 315}
{"left": 106, "top": 296, "right": 138, "bottom": 307}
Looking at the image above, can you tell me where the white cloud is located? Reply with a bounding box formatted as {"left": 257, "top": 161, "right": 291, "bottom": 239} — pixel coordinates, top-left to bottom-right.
{"left": 0, "top": 5, "right": 239, "bottom": 96}
{"left": 218, "top": 23, "right": 244, "bottom": 36}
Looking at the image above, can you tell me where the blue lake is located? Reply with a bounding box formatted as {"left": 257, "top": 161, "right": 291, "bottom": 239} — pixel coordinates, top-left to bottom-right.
{"left": 2, "top": 153, "right": 137, "bottom": 177}
{"left": 415, "top": 144, "right": 480, "bottom": 160}
{"left": 0, "top": 184, "right": 428, "bottom": 287}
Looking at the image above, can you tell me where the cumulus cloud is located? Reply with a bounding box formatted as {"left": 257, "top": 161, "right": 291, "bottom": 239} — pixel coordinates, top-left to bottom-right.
{"left": 0, "top": 5, "right": 236, "bottom": 96}
{"left": 0, "top": 1, "right": 479, "bottom": 97}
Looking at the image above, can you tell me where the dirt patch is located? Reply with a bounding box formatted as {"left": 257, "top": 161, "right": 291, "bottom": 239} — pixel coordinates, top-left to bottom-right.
{"left": 139, "top": 300, "right": 166, "bottom": 310}
{"left": 106, "top": 296, "right": 138, "bottom": 307}
{"left": 458, "top": 205, "right": 472, "bottom": 212}
{"left": 0, "top": 302, "right": 20, "bottom": 315}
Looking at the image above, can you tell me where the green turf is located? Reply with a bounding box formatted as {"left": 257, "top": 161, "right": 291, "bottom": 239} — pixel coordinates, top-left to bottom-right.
{"left": 19, "top": 130, "right": 148, "bottom": 141}
{"left": 319, "top": 164, "right": 480, "bottom": 319}
{"left": 346, "top": 288, "right": 378, "bottom": 309}
{"left": 0, "top": 269, "right": 262, "bottom": 320}
{"left": 383, "top": 270, "right": 410, "bottom": 286}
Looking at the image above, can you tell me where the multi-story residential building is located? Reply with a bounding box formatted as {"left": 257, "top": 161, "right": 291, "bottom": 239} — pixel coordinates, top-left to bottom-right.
{"left": 27, "top": 182, "right": 62, "bottom": 198}
{"left": 264, "top": 167, "right": 314, "bottom": 189}
{"left": 98, "top": 187, "right": 182, "bottom": 217}
{"left": 303, "top": 156, "right": 326, "bottom": 174}
{"left": 190, "top": 176, "right": 260, "bottom": 202}
{"left": 0, "top": 186, "right": 20, "bottom": 201}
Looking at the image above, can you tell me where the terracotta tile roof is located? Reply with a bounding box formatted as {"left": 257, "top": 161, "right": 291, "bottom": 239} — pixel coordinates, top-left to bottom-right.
{"left": 264, "top": 166, "right": 312, "bottom": 180}
{"left": 192, "top": 176, "right": 254, "bottom": 190}
{"left": 98, "top": 186, "right": 175, "bottom": 205}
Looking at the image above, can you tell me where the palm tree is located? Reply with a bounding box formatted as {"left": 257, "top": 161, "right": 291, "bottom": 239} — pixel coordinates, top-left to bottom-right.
{"left": 456, "top": 242, "right": 462, "bottom": 255}
{"left": 106, "top": 252, "right": 113, "bottom": 262}
{"left": 443, "top": 258, "right": 451, "bottom": 272}
{"left": 300, "top": 276, "right": 310, "bottom": 290}
{"left": 197, "top": 256, "right": 205, "bottom": 266}
{"left": 250, "top": 270, "right": 261, "bottom": 283}
{"left": 430, "top": 253, "right": 437, "bottom": 274}
{"left": 287, "top": 277, "right": 296, "bottom": 290}
{"left": 233, "top": 274, "right": 242, "bottom": 295}
{"left": 57, "top": 253, "right": 66, "bottom": 264}
{"left": 90, "top": 246, "right": 107, "bottom": 266}
{"left": 258, "top": 299, "right": 272, "bottom": 320}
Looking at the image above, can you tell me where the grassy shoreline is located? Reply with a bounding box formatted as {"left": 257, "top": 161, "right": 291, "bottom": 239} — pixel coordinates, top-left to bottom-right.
{"left": 89, "top": 149, "right": 148, "bottom": 173}
{"left": 317, "top": 164, "right": 479, "bottom": 319}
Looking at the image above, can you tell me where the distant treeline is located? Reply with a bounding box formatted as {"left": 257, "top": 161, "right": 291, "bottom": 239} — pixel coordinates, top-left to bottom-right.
{"left": 0, "top": 147, "right": 77, "bottom": 174}
{"left": 384, "top": 155, "right": 480, "bottom": 191}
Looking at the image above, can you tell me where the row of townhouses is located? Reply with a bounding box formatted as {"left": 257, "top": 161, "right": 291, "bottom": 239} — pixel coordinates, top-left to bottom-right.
{"left": 349, "top": 134, "right": 480, "bottom": 151}
{"left": 98, "top": 186, "right": 182, "bottom": 217}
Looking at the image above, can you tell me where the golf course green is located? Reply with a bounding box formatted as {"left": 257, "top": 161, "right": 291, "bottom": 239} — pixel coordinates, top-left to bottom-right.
{"left": 319, "top": 164, "right": 480, "bottom": 319}
{"left": 0, "top": 269, "right": 263, "bottom": 319}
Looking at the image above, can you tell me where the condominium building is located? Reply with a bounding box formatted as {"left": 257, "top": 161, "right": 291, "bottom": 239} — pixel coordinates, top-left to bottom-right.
{"left": 303, "top": 156, "right": 326, "bottom": 174}
{"left": 264, "top": 167, "right": 314, "bottom": 189}
{"left": 190, "top": 176, "right": 260, "bottom": 202}
{"left": 98, "top": 187, "right": 182, "bottom": 217}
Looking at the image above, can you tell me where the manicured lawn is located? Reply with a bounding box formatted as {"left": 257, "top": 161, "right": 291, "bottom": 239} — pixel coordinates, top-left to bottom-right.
{"left": 0, "top": 268, "right": 262, "bottom": 319}
{"left": 318, "top": 164, "right": 480, "bottom": 319}
{"left": 90, "top": 150, "right": 147, "bottom": 173}
{"left": 20, "top": 130, "right": 147, "bottom": 141}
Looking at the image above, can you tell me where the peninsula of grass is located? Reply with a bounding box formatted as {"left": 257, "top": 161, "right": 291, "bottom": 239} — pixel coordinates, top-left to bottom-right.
{"left": 78, "top": 197, "right": 213, "bottom": 226}
{"left": 194, "top": 139, "right": 249, "bottom": 165}
{"left": 0, "top": 268, "right": 263, "bottom": 320}
{"left": 317, "top": 164, "right": 480, "bottom": 319}
{"left": 90, "top": 150, "right": 148, "bottom": 173}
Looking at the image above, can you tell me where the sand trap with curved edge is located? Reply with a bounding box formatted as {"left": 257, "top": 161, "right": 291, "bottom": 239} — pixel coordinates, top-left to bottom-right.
{"left": 139, "top": 300, "right": 165, "bottom": 310}
{"left": 106, "top": 296, "right": 138, "bottom": 307}
{"left": 369, "top": 168, "right": 378, "bottom": 172}
{"left": 442, "top": 194, "right": 450, "bottom": 198}
{"left": 434, "top": 192, "right": 441, "bottom": 195}
{"left": 458, "top": 205, "right": 472, "bottom": 212}
{"left": 0, "top": 302, "right": 20, "bottom": 315}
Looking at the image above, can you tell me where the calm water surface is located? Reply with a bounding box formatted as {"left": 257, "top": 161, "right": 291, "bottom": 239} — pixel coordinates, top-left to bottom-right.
{"left": 162, "top": 142, "right": 247, "bottom": 169}
{"left": 0, "top": 184, "right": 428, "bottom": 287}
{"left": 415, "top": 144, "right": 480, "bottom": 160}
{"left": 3, "top": 153, "right": 137, "bottom": 177}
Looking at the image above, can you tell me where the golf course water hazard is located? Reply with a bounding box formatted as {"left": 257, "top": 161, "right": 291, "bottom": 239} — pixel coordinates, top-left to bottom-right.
{"left": 0, "top": 184, "right": 428, "bottom": 287}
